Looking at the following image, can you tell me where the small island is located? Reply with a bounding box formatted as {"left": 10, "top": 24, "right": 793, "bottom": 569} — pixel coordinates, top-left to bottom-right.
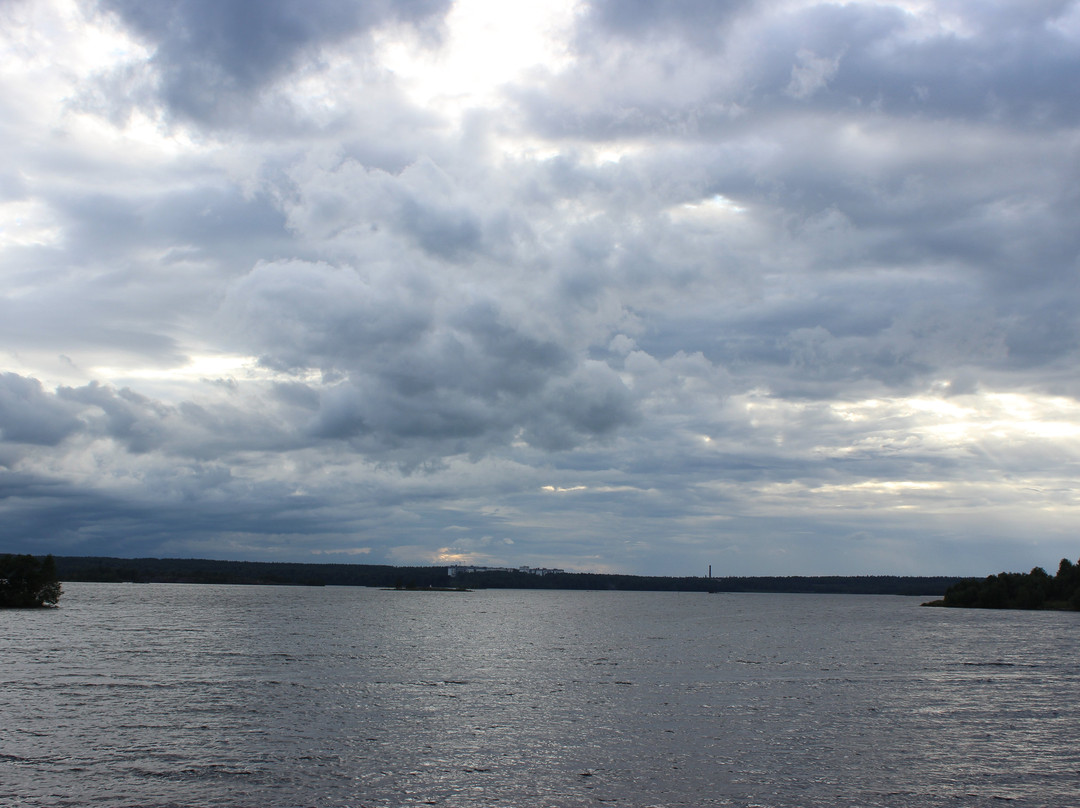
{"left": 0, "top": 554, "right": 63, "bottom": 608}
{"left": 389, "top": 585, "right": 472, "bottom": 592}
{"left": 924, "top": 557, "right": 1080, "bottom": 611}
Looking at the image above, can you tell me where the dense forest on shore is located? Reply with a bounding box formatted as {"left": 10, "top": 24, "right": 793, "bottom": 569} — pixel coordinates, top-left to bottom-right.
{"left": 926, "top": 558, "right": 1080, "bottom": 610}
{"left": 52, "top": 556, "right": 961, "bottom": 596}
{"left": 1, "top": 554, "right": 62, "bottom": 608}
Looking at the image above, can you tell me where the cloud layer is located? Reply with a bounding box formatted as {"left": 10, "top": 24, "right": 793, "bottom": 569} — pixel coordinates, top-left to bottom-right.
{"left": 2, "top": 0, "right": 1079, "bottom": 575}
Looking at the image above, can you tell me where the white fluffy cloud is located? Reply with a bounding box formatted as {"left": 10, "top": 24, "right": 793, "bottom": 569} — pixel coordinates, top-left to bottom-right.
{"left": 2, "top": 0, "right": 1080, "bottom": 575}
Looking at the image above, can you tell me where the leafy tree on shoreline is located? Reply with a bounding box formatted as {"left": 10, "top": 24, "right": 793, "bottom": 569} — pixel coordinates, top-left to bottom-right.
{"left": 0, "top": 554, "right": 63, "bottom": 608}
{"left": 930, "top": 558, "right": 1080, "bottom": 610}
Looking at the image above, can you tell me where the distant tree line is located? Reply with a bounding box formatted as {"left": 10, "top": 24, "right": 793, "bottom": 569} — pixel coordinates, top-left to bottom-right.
{"left": 928, "top": 558, "right": 1080, "bottom": 610}
{"left": 0, "top": 554, "right": 62, "bottom": 608}
{"left": 52, "top": 556, "right": 961, "bottom": 596}
{"left": 53, "top": 556, "right": 439, "bottom": 588}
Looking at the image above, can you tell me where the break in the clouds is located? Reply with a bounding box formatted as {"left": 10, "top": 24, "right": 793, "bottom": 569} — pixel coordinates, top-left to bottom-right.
{"left": 2, "top": 0, "right": 1080, "bottom": 576}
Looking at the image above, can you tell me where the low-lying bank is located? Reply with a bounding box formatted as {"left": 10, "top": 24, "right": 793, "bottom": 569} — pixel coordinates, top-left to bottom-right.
{"left": 52, "top": 555, "right": 962, "bottom": 596}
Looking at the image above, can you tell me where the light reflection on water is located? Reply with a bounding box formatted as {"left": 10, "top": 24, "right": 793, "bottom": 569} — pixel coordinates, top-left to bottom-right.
{"left": 2, "top": 584, "right": 1078, "bottom": 807}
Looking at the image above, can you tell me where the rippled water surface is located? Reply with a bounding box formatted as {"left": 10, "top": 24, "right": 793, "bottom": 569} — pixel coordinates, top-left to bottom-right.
{"left": 3, "top": 584, "right": 1079, "bottom": 807}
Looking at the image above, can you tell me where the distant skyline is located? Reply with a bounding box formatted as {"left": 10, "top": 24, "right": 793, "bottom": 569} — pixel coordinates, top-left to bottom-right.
{"left": 3, "top": 0, "right": 1080, "bottom": 576}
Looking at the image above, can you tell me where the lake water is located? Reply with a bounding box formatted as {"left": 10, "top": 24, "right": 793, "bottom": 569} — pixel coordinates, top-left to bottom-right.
{"left": 2, "top": 583, "right": 1078, "bottom": 807}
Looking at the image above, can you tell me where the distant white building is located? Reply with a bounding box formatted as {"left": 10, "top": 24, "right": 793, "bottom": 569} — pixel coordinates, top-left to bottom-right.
{"left": 447, "top": 564, "right": 565, "bottom": 577}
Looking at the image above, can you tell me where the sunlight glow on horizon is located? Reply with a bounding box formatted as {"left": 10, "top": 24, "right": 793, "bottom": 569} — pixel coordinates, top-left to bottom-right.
{"left": 91, "top": 354, "right": 259, "bottom": 384}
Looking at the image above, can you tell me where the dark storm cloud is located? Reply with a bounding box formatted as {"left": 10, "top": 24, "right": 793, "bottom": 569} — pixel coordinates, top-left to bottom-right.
{"left": 779, "top": 1, "right": 1080, "bottom": 124}
{"left": 95, "top": 0, "right": 453, "bottom": 124}
{"left": 520, "top": 361, "right": 638, "bottom": 451}
{"left": 0, "top": 183, "right": 291, "bottom": 373}
{"left": 0, "top": 462, "right": 354, "bottom": 557}
{"left": 278, "top": 154, "right": 530, "bottom": 265}
{"left": 218, "top": 259, "right": 435, "bottom": 373}
{"left": 0, "top": 374, "right": 317, "bottom": 468}
{"left": 582, "top": 0, "right": 755, "bottom": 46}
{"left": 632, "top": 263, "right": 1017, "bottom": 400}
{"left": 0, "top": 469, "right": 140, "bottom": 552}
{"left": 54, "top": 186, "right": 289, "bottom": 263}
{"left": 507, "top": 0, "right": 1080, "bottom": 402}
{"left": 0, "top": 373, "right": 81, "bottom": 445}
{"left": 397, "top": 195, "right": 483, "bottom": 260}
{"left": 219, "top": 259, "right": 634, "bottom": 457}
{"left": 526, "top": 0, "right": 1080, "bottom": 139}
{"left": 57, "top": 382, "right": 170, "bottom": 454}
{"left": 0, "top": 287, "right": 186, "bottom": 366}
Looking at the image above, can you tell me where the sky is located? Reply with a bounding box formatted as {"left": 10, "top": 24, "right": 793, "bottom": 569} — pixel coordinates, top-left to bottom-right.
{"left": 2, "top": 0, "right": 1080, "bottom": 577}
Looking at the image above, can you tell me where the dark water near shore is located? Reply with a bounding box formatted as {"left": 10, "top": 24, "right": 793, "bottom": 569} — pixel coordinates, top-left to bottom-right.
{"left": 2, "top": 583, "right": 1078, "bottom": 807}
